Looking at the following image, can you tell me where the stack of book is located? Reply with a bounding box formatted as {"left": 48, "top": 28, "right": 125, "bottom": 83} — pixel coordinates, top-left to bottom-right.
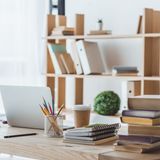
{"left": 51, "top": 26, "right": 74, "bottom": 36}
{"left": 48, "top": 43, "right": 76, "bottom": 74}
{"left": 112, "top": 66, "right": 139, "bottom": 76}
{"left": 87, "top": 30, "right": 112, "bottom": 35}
{"left": 115, "top": 134, "right": 160, "bottom": 153}
{"left": 128, "top": 97, "right": 160, "bottom": 136}
{"left": 63, "top": 123, "right": 120, "bottom": 145}
{"left": 48, "top": 40, "right": 105, "bottom": 75}
{"left": 114, "top": 97, "right": 160, "bottom": 153}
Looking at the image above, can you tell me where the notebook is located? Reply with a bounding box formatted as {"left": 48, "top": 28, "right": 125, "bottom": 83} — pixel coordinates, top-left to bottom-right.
{"left": 66, "top": 123, "right": 120, "bottom": 133}
{"left": 63, "top": 135, "right": 117, "bottom": 145}
{"left": 64, "top": 132, "right": 116, "bottom": 141}
{"left": 65, "top": 127, "right": 117, "bottom": 137}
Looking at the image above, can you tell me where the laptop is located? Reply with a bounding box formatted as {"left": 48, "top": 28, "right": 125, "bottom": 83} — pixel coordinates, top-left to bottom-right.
{"left": 0, "top": 85, "right": 52, "bottom": 129}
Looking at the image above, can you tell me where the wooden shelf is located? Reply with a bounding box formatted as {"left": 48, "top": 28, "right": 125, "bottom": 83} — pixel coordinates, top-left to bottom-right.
{"left": 45, "top": 9, "right": 160, "bottom": 108}
{"left": 45, "top": 73, "right": 143, "bottom": 80}
{"left": 46, "top": 33, "right": 160, "bottom": 40}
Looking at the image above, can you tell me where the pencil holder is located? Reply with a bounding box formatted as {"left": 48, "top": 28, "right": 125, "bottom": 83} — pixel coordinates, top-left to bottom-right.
{"left": 44, "top": 115, "right": 63, "bottom": 138}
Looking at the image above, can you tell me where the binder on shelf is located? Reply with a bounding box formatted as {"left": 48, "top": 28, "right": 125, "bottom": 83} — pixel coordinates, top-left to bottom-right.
{"left": 47, "top": 43, "right": 66, "bottom": 74}
{"left": 70, "top": 41, "right": 83, "bottom": 74}
{"left": 76, "top": 40, "right": 105, "bottom": 75}
{"left": 128, "top": 81, "right": 141, "bottom": 97}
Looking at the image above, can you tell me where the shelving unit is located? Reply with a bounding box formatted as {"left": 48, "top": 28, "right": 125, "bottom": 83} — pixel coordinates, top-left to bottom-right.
{"left": 45, "top": 8, "right": 160, "bottom": 110}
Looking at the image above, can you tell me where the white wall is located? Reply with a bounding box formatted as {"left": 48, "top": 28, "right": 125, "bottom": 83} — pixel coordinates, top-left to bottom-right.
{"left": 65, "top": 0, "right": 160, "bottom": 109}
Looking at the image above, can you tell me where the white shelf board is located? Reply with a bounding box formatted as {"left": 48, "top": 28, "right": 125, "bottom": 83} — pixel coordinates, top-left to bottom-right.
{"left": 45, "top": 33, "right": 160, "bottom": 40}
{"left": 144, "top": 76, "right": 160, "bottom": 81}
{"left": 129, "top": 95, "right": 160, "bottom": 99}
{"left": 44, "top": 73, "right": 143, "bottom": 80}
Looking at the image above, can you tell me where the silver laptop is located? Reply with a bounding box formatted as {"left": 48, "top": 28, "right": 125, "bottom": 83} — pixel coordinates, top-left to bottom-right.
{"left": 0, "top": 85, "right": 52, "bottom": 129}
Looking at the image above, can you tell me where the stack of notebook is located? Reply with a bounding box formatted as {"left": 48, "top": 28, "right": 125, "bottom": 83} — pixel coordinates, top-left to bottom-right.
{"left": 115, "top": 97, "right": 160, "bottom": 153}
{"left": 51, "top": 26, "right": 74, "bottom": 36}
{"left": 114, "top": 134, "right": 160, "bottom": 153}
{"left": 63, "top": 123, "right": 120, "bottom": 145}
{"left": 112, "top": 66, "right": 139, "bottom": 76}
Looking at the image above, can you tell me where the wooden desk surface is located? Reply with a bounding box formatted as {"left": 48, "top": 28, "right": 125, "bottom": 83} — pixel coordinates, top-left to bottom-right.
{"left": 99, "top": 151, "right": 160, "bottom": 160}
{"left": 0, "top": 126, "right": 114, "bottom": 160}
{"left": 0, "top": 126, "right": 160, "bottom": 160}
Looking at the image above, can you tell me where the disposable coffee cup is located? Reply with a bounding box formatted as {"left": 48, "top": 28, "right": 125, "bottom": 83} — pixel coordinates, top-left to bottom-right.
{"left": 72, "top": 105, "right": 91, "bottom": 128}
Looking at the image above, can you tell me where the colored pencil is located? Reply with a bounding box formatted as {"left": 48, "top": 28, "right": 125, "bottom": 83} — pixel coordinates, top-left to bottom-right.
{"left": 43, "top": 97, "right": 50, "bottom": 112}
{"left": 48, "top": 102, "right": 53, "bottom": 115}
{"left": 55, "top": 104, "right": 64, "bottom": 120}
{"left": 39, "top": 105, "right": 47, "bottom": 115}
{"left": 43, "top": 107, "right": 50, "bottom": 115}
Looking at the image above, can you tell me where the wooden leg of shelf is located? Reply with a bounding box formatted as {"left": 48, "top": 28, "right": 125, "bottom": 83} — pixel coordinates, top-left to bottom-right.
{"left": 75, "top": 78, "right": 83, "bottom": 104}
{"left": 58, "top": 77, "right": 66, "bottom": 108}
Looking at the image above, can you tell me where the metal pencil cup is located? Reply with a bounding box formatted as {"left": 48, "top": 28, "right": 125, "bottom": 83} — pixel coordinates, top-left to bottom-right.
{"left": 44, "top": 115, "right": 63, "bottom": 137}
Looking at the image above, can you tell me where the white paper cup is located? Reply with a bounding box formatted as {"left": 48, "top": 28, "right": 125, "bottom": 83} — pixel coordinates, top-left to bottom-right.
{"left": 72, "top": 105, "right": 91, "bottom": 128}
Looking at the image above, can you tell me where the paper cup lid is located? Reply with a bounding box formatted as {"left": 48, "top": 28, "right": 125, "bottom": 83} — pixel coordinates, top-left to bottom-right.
{"left": 72, "top": 105, "right": 91, "bottom": 111}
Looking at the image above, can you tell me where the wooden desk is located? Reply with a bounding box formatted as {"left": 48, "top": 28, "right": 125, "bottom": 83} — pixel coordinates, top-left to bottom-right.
{"left": 0, "top": 127, "right": 160, "bottom": 160}
{"left": 100, "top": 151, "right": 160, "bottom": 160}
{"left": 0, "top": 127, "right": 114, "bottom": 160}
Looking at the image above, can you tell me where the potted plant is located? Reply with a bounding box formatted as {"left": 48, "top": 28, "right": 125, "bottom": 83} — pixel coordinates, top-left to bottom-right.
{"left": 98, "top": 19, "right": 103, "bottom": 30}
{"left": 93, "top": 91, "right": 120, "bottom": 115}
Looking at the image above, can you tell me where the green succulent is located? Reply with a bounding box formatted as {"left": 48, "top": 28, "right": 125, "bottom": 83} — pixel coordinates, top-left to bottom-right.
{"left": 98, "top": 19, "right": 103, "bottom": 23}
{"left": 94, "top": 91, "right": 120, "bottom": 115}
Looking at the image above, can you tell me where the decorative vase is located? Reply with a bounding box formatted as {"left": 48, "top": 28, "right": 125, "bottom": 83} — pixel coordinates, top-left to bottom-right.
{"left": 98, "top": 22, "right": 103, "bottom": 31}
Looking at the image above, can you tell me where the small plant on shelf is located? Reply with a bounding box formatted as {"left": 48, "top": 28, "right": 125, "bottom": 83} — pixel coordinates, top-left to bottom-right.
{"left": 97, "top": 19, "right": 103, "bottom": 30}
{"left": 94, "top": 91, "right": 120, "bottom": 115}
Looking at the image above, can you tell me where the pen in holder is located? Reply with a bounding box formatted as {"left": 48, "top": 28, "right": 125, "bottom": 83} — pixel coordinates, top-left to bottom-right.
{"left": 44, "top": 114, "right": 63, "bottom": 137}
{"left": 40, "top": 98, "right": 64, "bottom": 138}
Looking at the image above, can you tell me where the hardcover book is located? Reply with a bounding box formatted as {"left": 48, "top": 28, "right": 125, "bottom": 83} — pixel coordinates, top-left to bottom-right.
{"left": 114, "top": 143, "right": 160, "bottom": 153}
{"left": 121, "top": 116, "right": 160, "bottom": 126}
{"left": 128, "top": 97, "right": 160, "bottom": 110}
{"left": 47, "top": 43, "right": 66, "bottom": 74}
{"left": 122, "top": 110, "right": 160, "bottom": 118}
{"left": 128, "top": 125, "right": 160, "bottom": 136}
{"left": 60, "top": 53, "right": 76, "bottom": 74}
{"left": 118, "top": 134, "right": 160, "bottom": 144}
